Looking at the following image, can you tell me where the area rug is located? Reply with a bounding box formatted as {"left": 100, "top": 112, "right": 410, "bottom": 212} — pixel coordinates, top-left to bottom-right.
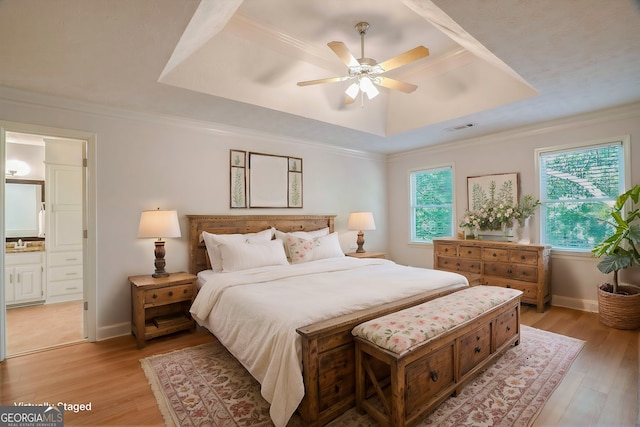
{"left": 141, "top": 325, "right": 584, "bottom": 427}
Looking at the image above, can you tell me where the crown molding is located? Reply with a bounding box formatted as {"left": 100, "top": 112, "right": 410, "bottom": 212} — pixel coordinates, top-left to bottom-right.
{"left": 389, "top": 101, "right": 640, "bottom": 162}
{"left": 0, "top": 86, "right": 383, "bottom": 162}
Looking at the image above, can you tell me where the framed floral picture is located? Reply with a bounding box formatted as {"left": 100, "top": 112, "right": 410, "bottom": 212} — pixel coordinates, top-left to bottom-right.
{"left": 230, "top": 150, "right": 246, "bottom": 208}
{"left": 288, "top": 157, "right": 303, "bottom": 208}
{"left": 467, "top": 172, "right": 519, "bottom": 211}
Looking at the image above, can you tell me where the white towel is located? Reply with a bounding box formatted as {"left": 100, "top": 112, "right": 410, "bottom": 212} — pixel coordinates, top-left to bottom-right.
{"left": 38, "top": 207, "right": 45, "bottom": 237}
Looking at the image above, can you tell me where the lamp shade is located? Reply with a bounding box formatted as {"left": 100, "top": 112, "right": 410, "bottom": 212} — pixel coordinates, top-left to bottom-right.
{"left": 348, "top": 212, "right": 376, "bottom": 231}
{"left": 137, "top": 209, "right": 181, "bottom": 239}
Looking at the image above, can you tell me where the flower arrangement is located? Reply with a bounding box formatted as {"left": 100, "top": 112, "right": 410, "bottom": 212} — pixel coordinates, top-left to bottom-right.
{"left": 459, "top": 179, "right": 540, "bottom": 233}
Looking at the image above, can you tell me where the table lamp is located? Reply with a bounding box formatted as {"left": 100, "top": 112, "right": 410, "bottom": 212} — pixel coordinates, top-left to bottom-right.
{"left": 348, "top": 212, "right": 376, "bottom": 253}
{"left": 137, "top": 208, "right": 181, "bottom": 278}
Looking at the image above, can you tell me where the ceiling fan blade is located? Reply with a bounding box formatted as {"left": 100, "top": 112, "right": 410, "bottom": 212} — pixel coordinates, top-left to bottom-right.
{"left": 376, "top": 76, "right": 418, "bottom": 93}
{"left": 297, "top": 76, "right": 349, "bottom": 86}
{"left": 328, "top": 41, "right": 360, "bottom": 68}
{"left": 377, "top": 46, "right": 429, "bottom": 73}
{"left": 344, "top": 95, "right": 356, "bottom": 105}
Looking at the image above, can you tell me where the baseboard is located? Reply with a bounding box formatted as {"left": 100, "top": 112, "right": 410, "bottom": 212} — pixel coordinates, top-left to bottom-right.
{"left": 97, "top": 322, "right": 131, "bottom": 341}
{"left": 552, "top": 295, "right": 599, "bottom": 313}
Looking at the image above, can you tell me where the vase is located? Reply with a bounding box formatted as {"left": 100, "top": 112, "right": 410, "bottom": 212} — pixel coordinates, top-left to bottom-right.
{"left": 478, "top": 225, "right": 511, "bottom": 241}
{"left": 513, "top": 217, "right": 531, "bottom": 244}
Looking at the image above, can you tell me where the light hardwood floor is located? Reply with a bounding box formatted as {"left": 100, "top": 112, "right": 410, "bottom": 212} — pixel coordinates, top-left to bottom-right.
{"left": 1, "top": 305, "right": 638, "bottom": 426}
{"left": 6, "top": 301, "right": 85, "bottom": 355}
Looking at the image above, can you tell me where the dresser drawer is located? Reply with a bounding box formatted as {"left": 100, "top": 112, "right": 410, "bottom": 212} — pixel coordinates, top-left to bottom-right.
{"left": 143, "top": 284, "right": 194, "bottom": 307}
{"left": 483, "top": 262, "right": 538, "bottom": 282}
{"left": 434, "top": 243, "right": 459, "bottom": 257}
{"left": 48, "top": 251, "right": 82, "bottom": 266}
{"left": 436, "top": 256, "right": 481, "bottom": 274}
{"left": 458, "top": 245, "right": 481, "bottom": 259}
{"left": 48, "top": 265, "right": 83, "bottom": 281}
{"left": 482, "top": 248, "right": 509, "bottom": 262}
{"left": 484, "top": 277, "right": 539, "bottom": 300}
{"left": 510, "top": 249, "right": 538, "bottom": 265}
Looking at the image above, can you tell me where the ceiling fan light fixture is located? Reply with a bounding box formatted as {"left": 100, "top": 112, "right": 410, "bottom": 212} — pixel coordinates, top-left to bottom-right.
{"left": 297, "top": 21, "right": 429, "bottom": 105}
{"left": 359, "top": 76, "right": 379, "bottom": 100}
{"left": 345, "top": 82, "right": 360, "bottom": 100}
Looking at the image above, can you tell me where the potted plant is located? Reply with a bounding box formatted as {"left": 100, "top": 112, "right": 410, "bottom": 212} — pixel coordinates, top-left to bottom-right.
{"left": 591, "top": 184, "right": 640, "bottom": 329}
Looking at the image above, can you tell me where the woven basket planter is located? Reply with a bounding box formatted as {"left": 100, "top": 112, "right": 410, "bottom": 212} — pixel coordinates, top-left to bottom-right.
{"left": 598, "top": 283, "right": 640, "bottom": 330}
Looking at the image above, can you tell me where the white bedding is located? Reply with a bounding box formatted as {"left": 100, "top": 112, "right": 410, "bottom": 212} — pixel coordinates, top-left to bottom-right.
{"left": 190, "top": 256, "right": 469, "bottom": 427}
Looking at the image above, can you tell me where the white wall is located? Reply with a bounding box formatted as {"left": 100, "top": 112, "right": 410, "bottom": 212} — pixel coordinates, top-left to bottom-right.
{"left": 387, "top": 102, "right": 640, "bottom": 312}
{"left": 0, "top": 89, "right": 388, "bottom": 339}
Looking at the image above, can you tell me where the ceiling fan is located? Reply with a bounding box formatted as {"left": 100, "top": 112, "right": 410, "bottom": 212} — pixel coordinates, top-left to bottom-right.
{"left": 297, "top": 22, "right": 429, "bottom": 104}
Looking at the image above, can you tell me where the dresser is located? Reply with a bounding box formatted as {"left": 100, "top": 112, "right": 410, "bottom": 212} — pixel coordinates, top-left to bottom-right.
{"left": 433, "top": 238, "right": 551, "bottom": 312}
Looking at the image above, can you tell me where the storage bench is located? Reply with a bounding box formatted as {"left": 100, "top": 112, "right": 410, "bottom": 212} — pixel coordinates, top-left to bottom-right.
{"left": 352, "top": 286, "right": 522, "bottom": 427}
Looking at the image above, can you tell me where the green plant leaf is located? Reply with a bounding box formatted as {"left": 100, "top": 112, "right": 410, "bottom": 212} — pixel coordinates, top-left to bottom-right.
{"left": 596, "top": 251, "right": 632, "bottom": 274}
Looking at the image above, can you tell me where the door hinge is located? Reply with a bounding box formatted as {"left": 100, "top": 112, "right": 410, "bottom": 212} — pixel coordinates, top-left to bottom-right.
{"left": 84, "top": 301, "right": 88, "bottom": 311}
{"left": 83, "top": 229, "right": 88, "bottom": 239}
{"left": 83, "top": 158, "right": 88, "bottom": 167}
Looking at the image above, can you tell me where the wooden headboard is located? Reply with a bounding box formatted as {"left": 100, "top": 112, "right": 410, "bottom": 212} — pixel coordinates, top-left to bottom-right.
{"left": 187, "top": 214, "right": 336, "bottom": 274}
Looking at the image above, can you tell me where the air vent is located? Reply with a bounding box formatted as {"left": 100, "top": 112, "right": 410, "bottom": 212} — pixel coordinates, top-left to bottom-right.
{"left": 447, "top": 123, "right": 477, "bottom": 131}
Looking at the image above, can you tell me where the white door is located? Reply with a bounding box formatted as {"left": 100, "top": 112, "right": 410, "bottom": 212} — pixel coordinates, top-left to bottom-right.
{"left": 0, "top": 122, "right": 96, "bottom": 362}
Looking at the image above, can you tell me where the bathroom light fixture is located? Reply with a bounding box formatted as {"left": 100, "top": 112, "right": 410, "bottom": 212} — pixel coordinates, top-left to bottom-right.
{"left": 5, "top": 159, "right": 30, "bottom": 176}
{"left": 137, "top": 208, "right": 181, "bottom": 278}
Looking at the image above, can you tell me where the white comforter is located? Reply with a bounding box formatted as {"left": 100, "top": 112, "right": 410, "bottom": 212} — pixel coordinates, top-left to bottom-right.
{"left": 190, "top": 257, "right": 468, "bottom": 427}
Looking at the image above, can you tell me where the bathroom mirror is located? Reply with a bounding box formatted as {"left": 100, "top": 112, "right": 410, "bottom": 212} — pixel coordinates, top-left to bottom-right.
{"left": 5, "top": 179, "right": 45, "bottom": 238}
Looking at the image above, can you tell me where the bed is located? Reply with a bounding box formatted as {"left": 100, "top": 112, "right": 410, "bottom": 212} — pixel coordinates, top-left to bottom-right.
{"left": 187, "top": 214, "right": 469, "bottom": 427}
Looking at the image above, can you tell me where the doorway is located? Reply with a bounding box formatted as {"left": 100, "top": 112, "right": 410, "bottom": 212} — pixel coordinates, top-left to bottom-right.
{"left": 1, "top": 122, "right": 96, "bottom": 360}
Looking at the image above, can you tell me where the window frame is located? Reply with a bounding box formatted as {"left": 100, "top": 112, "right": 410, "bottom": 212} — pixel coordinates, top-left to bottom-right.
{"left": 409, "top": 164, "right": 455, "bottom": 244}
{"left": 535, "top": 135, "right": 631, "bottom": 253}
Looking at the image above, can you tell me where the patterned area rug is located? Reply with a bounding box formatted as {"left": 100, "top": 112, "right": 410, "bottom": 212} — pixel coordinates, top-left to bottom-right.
{"left": 141, "top": 325, "right": 584, "bottom": 427}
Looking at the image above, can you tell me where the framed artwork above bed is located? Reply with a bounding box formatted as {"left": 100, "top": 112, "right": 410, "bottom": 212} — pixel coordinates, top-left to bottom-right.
{"left": 230, "top": 150, "right": 303, "bottom": 208}
{"left": 230, "top": 150, "right": 246, "bottom": 208}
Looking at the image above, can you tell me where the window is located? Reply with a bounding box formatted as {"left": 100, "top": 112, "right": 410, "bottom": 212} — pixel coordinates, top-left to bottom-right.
{"left": 538, "top": 138, "right": 627, "bottom": 251}
{"left": 410, "top": 166, "right": 453, "bottom": 242}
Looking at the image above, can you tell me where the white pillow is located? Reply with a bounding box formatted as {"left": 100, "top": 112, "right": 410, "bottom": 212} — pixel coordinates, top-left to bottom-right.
{"left": 274, "top": 227, "right": 330, "bottom": 258}
{"left": 201, "top": 228, "right": 274, "bottom": 272}
{"left": 219, "top": 239, "right": 289, "bottom": 272}
{"left": 286, "top": 232, "right": 345, "bottom": 264}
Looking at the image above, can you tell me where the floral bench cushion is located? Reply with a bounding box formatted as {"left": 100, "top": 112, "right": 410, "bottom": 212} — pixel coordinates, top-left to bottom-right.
{"left": 352, "top": 286, "right": 522, "bottom": 356}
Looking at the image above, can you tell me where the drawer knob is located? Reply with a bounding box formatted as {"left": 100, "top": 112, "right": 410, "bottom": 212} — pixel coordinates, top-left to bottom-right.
{"left": 476, "top": 335, "right": 481, "bottom": 341}
{"left": 168, "top": 291, "right": 174, "bottom": 297}
{"left": 506, "top": 284, "right": 511, "bottom": 288}
{"left": 475, "top": 346, "right": 482, "bottom": 353}
{"left": 506, "top": 325, "right": 511, "bottom": 332}
{"left": 152, "top": 294, "right": 158, "bottom": 299}
{"left": 521, "top": 255, "right": 526, "bottom": 260}
{"left": 183, "top": 289, "right": 188, "bottom": 294}
{"left": 492, "top": 253, "right": 497, "bottom": 257}
{"left": 429, "top": 370, "right": 439, "bottom": 382}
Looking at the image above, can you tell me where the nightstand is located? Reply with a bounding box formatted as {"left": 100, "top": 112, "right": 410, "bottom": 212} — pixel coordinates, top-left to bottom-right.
{"left": 346, "top": 251, "right": 386, "bottom": 259}
{"left": 130, "top": 272, "right": 197, "bottom": 349}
